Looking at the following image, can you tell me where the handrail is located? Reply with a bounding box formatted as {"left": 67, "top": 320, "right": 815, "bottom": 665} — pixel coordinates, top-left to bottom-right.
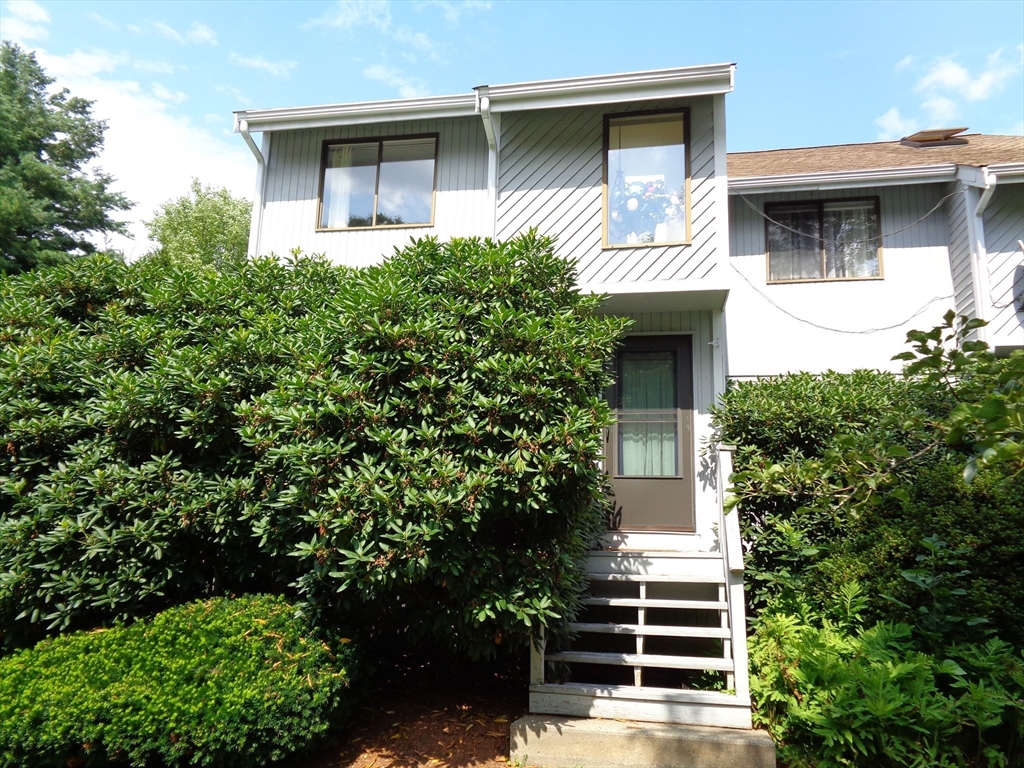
{"left": 716, "top": 444, "right": 744, "bottom": 575}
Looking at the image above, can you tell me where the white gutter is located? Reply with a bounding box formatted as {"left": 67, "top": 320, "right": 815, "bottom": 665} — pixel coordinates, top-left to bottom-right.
{"left": 236, "top": 118, "right": 266, "bottom": 259}
{"left": 234, "top": 63, "right": 736, "bottom": 134}
{"left": 480, "top": 63, "right": 735, "bottom": 113}
{"left": 234, "top": 93, "right": 478, "bottom": 133}
{"left": 476, "top": 86, "right": 499, "bottom": 238}
{"left": 728, "top": 163, "right": 958, "bottom": 194}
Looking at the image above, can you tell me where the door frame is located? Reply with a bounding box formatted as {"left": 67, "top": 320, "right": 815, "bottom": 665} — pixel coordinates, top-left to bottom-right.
{"left": 605, "top": 333, "right": 696, "bottom": 532}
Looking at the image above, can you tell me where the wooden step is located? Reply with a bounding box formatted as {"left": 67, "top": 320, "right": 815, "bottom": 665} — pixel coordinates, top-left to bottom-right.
{"left": 586, "top": 572, "right": 725, "bottom": 584}
{"left": 569, "top": 622, "right": 731, "bottom": 639}
{"left": 546, "top": 651, "right": 734, "bottom": 672}
{"left": 583, "top": 597, "right": 728, "bottom": 611}
{"left": 530, "top": 682, "right": 750, "bottom": 707}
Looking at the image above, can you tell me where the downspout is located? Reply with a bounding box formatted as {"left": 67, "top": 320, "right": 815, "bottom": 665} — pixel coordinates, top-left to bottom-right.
{"left": 237, "top": 117, "right": 267, "bottom": 258}
{"left": 964, "top": 167, "right": 996, "bottom": 343}
{"left": 475, "top": 86, "right": 498, "bottom": 238}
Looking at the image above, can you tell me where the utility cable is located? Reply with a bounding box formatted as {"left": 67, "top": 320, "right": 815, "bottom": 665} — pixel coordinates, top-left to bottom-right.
{"left": 735, "top": 189, "right": 961, "bottom": 247}
{"left": 728, "top": 261, "right": 953, "bottom": 335}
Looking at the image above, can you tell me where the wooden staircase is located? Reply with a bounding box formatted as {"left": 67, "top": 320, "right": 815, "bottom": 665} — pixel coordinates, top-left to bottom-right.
{"left": 528, "top": 447, "right": 752, "bottom": 729}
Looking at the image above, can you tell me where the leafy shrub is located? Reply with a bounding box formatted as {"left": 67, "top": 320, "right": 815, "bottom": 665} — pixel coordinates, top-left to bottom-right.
{"left": 814, "top": 461, "right": 1024, "bottom": 648}
{"left": 0, "top": 595, "right": 358, "bottom": 768}
{"left": 241, "top": 234, "right": 624, "bottom": 657}
{"left": 1, "top": 233, "right": 623, "bottom": 658}
{"left": 0, "top": 254, "right": 345, "bottom": 646}
{"left": 750, "top": 585, "right": 1024, "bottom": 768}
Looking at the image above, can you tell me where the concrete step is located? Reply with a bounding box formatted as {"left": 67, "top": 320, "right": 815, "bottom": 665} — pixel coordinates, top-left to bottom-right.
{"left": 510, "top": 714, "right": 776, "bottom": 768}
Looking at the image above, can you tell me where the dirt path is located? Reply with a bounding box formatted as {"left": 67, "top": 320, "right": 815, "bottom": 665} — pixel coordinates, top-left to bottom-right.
{"left": 296, "top": 657, "right": 530, "bottom": 768}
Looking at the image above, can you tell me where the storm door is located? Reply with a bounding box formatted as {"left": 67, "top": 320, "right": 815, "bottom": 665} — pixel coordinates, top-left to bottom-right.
{"left": 605, "top": 336, "right": 694, "bottom": 531}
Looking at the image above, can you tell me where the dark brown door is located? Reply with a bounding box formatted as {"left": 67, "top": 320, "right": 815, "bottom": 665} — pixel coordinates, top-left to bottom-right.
{"left": 606, "top": 335, "right": 694, "bottom": 531}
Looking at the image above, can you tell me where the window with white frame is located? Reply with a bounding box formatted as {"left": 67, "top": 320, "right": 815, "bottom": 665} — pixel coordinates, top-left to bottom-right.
{"left": 765, "top": 198, "right": 882, "bottom": 282}
{"left": 604, "top": 111, "right": 689, "bottom": 247}
{"left": 318, "top": 135, "right": 437, "bottom": 230}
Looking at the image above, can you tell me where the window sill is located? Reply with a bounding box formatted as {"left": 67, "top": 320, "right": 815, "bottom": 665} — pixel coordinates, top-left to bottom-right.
{"left": 766, "top": 275, "right": 884, "bottom": 285}
{"left": 316, "top": 222, "right": 434, "bottom": 233}
{"left": 602, "top": 239, "right": 691, "bottom": 251}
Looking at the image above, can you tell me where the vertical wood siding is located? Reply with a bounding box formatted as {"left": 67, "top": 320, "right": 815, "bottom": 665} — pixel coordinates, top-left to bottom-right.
{"left": 258, "top": 117, "right": 489, "bottom": 266}
{"left": 496, "top": 98, "right": 720, "bottom": 285}
{"left": 945, "top": 184, "right": 976, "bottom": 321}
{"left": 726, "top": 183, "right": 956, "bottom": 376}
{"left": 984, "top": 183, "right": 1024, "bottom": 342}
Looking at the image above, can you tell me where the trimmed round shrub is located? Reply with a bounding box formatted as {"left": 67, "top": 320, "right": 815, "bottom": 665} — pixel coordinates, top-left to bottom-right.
{"left": 0, "top": 595, "right": 358, "bottom": 768}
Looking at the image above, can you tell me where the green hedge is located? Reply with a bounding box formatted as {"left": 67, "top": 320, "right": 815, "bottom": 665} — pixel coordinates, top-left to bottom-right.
{"left": 1, "top": 233, "right": 623, "bottom": 657}
{"left": 0, "top": 595, "right": 358, "bottom": 767}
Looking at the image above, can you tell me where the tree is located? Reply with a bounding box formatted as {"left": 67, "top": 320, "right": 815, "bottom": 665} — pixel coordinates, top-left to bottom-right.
{"left": 145, "top": 179, "right": 251, "bottom": 266}
{"left": 0, "top": 42, "right": 131, "bottom": 275}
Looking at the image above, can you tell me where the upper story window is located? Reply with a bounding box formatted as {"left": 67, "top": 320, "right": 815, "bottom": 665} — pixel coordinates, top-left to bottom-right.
{"left": 765, "top": 198, "right": 882, "bottom": 283}
{"left": 604, "top": 110, "right": 689, "bottom": 248}
{"left": 318, "top": 135, "right": 437, "bottom": 230}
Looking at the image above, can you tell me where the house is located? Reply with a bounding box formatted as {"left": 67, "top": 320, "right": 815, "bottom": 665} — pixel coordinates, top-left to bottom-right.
{"left": 232, "top": 64, "right": 1022, "bottom": 760}
{"left": 727, "top": 130, "right": 1024, "bottom": 377}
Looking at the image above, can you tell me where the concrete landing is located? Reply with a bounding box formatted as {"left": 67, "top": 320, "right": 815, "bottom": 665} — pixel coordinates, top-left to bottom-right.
{"left": 509, "top": 715, "right": 776, "bottom": 768}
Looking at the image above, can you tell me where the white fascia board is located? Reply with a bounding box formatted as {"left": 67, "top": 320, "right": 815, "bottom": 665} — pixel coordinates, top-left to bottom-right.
{"left": 990, "top": 162, "right": 1024, "bottom": 182}
{"left": 728, "top": 164, "right": 958, "bottom": 195}
{"left": 576, "top": 279, "right": 731, "bottom": 313}
{"left": 233, "top": 93, "right": 478, "bottom": 133}
{"left": 482, "top": 64, "right": 735, "bottom": 113}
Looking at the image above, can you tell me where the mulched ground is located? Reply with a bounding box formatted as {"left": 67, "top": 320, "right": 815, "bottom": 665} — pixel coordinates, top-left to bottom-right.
{"left": 290, "top": 654, "right": 531, "bottom": 768}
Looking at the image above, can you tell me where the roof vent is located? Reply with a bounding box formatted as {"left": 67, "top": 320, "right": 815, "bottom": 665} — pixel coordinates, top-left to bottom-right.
{"left": 901, "top": 127, "right": 969, "bottom": 148}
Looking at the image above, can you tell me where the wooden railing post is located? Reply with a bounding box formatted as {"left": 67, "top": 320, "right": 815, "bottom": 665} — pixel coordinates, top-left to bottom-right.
{"left": 530, "top": 626, "right": 546, "bottom": 686}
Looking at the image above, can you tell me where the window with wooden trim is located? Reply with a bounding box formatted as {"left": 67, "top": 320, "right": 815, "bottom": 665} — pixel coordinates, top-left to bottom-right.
{"left": 765, "top": 198, "right": 882, "bottom": 282}
{"left": 318, "top": 135, "right": 437, "bottom": 230}
{"left": 604, "top": 110, "right": 689, "bottom": 247}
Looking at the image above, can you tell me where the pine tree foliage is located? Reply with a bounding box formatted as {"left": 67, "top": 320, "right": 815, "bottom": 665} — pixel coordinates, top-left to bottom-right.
{"left": 0, "top": 42, "right": 131, "bottom": 274}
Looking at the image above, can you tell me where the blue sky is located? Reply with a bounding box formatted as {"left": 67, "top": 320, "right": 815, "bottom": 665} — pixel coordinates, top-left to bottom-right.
{"left": 2, "top": 0, "right": 1022, "bottom": 256}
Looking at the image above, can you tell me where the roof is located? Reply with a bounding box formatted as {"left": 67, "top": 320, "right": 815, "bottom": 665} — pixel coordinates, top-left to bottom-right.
{"left": 235, "top": 63, "right": 735, "bottom": 133}
{"left": 728, "top": 134, "right": 1024, "bottom": 178}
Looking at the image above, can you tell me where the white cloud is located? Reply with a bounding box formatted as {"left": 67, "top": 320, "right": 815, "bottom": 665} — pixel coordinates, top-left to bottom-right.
{"left": 228, "top": 53, "right": 297, "bottom": 78}
{"left": 43, "top": 49, "right": 130, "bottom": 78}
{"left": 419, "top": 0, "right": 491, "bottom": 22}
{"left": 186, "top": 22, "right": 217, "bottom": 46}
{"left": 363, "top": 64, "right": 429, "bottom": 98}
{"left": 87, "top": 11, "right": 119, "bottom": 31}
{"left": 308, "top": 0, "right": 392, "bottom": 30}
{"left": 214, "top": 84, "right": 251, "bottom": 107}
{"left": 392, "top": 26, "right": 435, "bottom": 53}
{"left": 874, "top": 107, "right": 917, "bottom": 141}
{"left": 28, "top": 45, "right": 255, "bottom": 258}
{"left": 894, "top": 55, "right": 913, "bottom": 71}
{"left": 916, "top": 47, "right": 1023, "bottom": 101}
{"left": 134, "top": 59, "right": 176, "bottom": 74}
{"left": 0, "top": 0, "right": 51, "bottom": 44}
{"left": 921, "top": 95, "right": 959, "bottom": 125}
{"left": 152, "top": 83, "right": 187, "bottom": 104}
{"left": 153, "top": 20, "right": 218, "bottom": 46}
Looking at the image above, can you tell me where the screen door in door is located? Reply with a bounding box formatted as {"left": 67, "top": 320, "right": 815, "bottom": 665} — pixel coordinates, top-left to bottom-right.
{"left": 606, "top": 335, "right": 694, "bottom": 531}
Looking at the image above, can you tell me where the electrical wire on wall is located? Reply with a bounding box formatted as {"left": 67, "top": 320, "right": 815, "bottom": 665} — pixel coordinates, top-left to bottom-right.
{"left": 728, "top": 262, "right": 953, "bottom": 334}
{"left": 735, "top": 189, "right": 962, "bottom": 246}
{"left": 731, "top": 188, "right": 963, "bottom": 334}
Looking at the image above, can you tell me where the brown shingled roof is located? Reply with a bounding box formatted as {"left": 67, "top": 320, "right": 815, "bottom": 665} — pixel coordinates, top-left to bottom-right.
{"left": 727, "top": 134, "right": 1024, "bottom": 178}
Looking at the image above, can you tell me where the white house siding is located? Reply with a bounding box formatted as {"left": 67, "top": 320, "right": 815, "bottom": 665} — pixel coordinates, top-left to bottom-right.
{"left": 946, "top": 182, "right": 976, "bottom": 323}
{"left": 983, "top": 183, "right": 1024, "bottom": 348}
{"left": 496, "top": 97, "right": 720, "bottom": 286}
{"left": 617, "top": 310, "right": 720, "bottom": 550}
{"left": 726, "top": 184, "right": 955, "bottom": 377}
{"left": 257, "top": 117, "right": 490, "bottom": 266}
